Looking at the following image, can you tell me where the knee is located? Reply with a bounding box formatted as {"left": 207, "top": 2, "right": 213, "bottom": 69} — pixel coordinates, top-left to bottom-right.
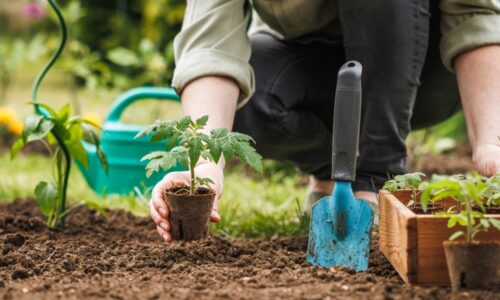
{"left": 233, "top": 95, "right": 287, "bottom": 148}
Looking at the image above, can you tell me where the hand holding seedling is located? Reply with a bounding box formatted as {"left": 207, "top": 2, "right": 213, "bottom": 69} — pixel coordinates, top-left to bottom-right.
{"left": 137, "top": 115, "right": 262, "bottom": 242}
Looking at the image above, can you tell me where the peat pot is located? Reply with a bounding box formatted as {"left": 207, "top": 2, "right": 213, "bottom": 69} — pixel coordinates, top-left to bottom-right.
{"left": 164, "top": 187, "right": 215, "bottom": 241}
{"left": 443, "top": 241, "right": 500, "bottom": 291}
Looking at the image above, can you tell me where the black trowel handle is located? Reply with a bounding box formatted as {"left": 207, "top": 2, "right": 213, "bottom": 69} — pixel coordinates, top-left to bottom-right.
{"left": 331, "top": 61, "right": 362, "bottom": 182}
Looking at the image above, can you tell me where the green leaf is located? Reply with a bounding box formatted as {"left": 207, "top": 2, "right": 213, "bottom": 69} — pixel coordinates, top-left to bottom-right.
{"left": 193, "top": 176, "right": 214, "bottom": 188}
{"left": 66, "top": 124, "right": 88, "bottom": 167}
{"left": 187, "top": 136, "right": 203, "bottom": 167}
{"left": 233, "top": 141, "right": 263, "bottom": 173}
{"left": 480, "top": 218, "right": 490, "bottom": 229}
{"left": 57, "top": 103, "right": 71, "bottom": 123}
{"left": 489, "top": 218, "right": 500, "bottom": 230}
{"left": 31, "top": 103, "right": 57, "bottom": 118}
{"left": 34, "top": 181, "right": 57, "bottom": 217}
{"left": 107, "top": 47, "right": 140, "bottom": 66}
{"left": 382, "top": 180, "right": 397, "bottom": 192}
{"left": 447, "top": 216, "right": 458, "bottom": 228}
{"left": 200, "top": 150, "right": 213, "bottom": 162}
{"left": 207, "top": 139, "right": 222, "bottom": 163}
{"left": 97, "top": 148, "right": 109, "bottom": 173}
{"left": 166, "top": 132, "right": 180, "bottom": 150}
{"left": 22, "top": 114, "right": 44, "bottom": 137}
{"left": 83, "top": 200, "right": 108, "bottom": 219}
{"left": 196, "top": 115, "right": 209, "bottom": 128}
{"left": 27, "top": 118, "right": 54, "bottom": 142}
{"left": 67, "top": 141, "right": 88, "bottom": 167}
{"left": 449, "top": 231, "right": 464, "bottom": 241}
{"left": 10, "top": 139, "right": 25, "bottom": 159}
{"left": 82, "top": 124, "right": 100, "bottom": 146}
{"left": 177, "top": 116, "right": 192, "bottom": 130}
{"left": 221, "top": 141, "right": 235, "bottom": 163}
{"left": 141, "top": 151, "right": 178, "bottom": 177}
{"left": 141, "top": 151, "right": 168, "bottom": 162}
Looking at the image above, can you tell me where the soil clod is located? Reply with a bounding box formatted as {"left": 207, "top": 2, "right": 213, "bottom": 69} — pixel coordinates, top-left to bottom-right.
{"left": 4, "top": 234, "right": 25, "bottom": 247}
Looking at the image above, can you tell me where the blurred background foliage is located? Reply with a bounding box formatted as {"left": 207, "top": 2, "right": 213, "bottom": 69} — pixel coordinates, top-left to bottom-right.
{"left": 0, "top": 0, "right": 185, "bottom": 99}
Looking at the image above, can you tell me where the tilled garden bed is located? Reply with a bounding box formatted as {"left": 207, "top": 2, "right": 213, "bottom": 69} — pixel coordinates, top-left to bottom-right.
{"left": 0, "top": 199, "right": 497, "bottom": 299}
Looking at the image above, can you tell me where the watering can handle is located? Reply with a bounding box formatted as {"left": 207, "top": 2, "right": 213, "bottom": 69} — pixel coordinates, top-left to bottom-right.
{"left": 106, "top": 87, "right": 180, "bottom": 122}
{"left": 331, "top": 61, "right": 362, "bottom": 182}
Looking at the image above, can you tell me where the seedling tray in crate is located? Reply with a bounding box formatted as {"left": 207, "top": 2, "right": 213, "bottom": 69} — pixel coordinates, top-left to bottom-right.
{"left": 378, "top": 190, "right": 500, "bottom": 285}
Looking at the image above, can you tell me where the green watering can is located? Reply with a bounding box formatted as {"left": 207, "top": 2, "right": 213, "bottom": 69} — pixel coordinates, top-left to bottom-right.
{"left": 77, "top": 86, "right": 181, "bottom": 195}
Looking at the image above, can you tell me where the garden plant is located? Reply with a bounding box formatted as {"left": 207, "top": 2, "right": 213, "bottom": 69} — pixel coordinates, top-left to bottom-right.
{"left": 421, "top": 173, "right": 500, "bottom": 290}
{"left": 9, "top": 0, "right": 108, "bottom": 229}
{"left": 382, "top": 172, "right": 444, "bottom": 214}
{"left": 137, "top": 115, "right": 263, "bottom": 240}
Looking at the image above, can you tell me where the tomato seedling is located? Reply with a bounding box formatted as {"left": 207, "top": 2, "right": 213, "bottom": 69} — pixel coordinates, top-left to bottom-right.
{"left": 136, "top": 115, "right": 263, "bottom": 194}
{"left": 421, "top": 173, "right": 500, "bottom": 242}
{"left": 383, "top": 172, "right": 428, "bottom": 209}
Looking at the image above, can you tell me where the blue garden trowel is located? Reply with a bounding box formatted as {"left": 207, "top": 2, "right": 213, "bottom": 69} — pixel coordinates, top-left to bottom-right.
{"left": 307, "top": 61, "right": 374, "bottom": 271}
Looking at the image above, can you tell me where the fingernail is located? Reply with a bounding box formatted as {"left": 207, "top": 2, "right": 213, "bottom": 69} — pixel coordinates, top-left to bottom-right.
{"left": 160, "top": 222, "right": 169, "bottom": 231}
{"left": 159, "top": 207, "right": 166, "bottom": 217}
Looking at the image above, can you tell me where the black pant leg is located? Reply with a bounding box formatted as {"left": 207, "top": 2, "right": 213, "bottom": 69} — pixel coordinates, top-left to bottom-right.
{"left": 338, "top": 0, "right": 431, "bottom": 191}
{"left": 233, "top": 33, "right": 345, "bottom": 179}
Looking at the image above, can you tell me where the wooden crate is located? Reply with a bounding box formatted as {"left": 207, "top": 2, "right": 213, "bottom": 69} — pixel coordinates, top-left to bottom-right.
{"left": 378, "top": 190, "right": 500, "bottom": 285}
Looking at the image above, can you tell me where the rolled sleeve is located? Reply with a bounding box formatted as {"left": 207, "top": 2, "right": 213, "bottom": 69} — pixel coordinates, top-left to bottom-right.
{"left": 440, "top": 0, "right": 500, "bottom": 72}
{"left": 172, "top": 0, "right": 255, "bottom": 108}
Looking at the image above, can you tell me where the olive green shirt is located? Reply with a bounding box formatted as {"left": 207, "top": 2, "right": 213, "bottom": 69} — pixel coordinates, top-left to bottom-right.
{"left": 172, "top": 0, "right": 500, "bottom": 106}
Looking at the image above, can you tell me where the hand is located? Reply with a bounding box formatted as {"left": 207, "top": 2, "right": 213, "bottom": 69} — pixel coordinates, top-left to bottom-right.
{"left": 149, "top": 162, "right": 224, "bottom": 242}
{"left": 472, "top": 143, "right": 500, "bottom": 176}
{"left": 354, "top": 191, "right": 379, "bottom": 225}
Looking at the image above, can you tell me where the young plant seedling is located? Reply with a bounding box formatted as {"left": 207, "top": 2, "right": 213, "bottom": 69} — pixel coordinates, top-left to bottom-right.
{"left": 136, "top": 115, "right": 263, "bottom": 193}
{"left": 484, "top": 175, "right": 500, "bottom": 208}
{"left": 383, "top": 172, "right": 427, "bottom": 209}
{"left": 421, "top": 173, "right": 500, "bottom": 242}
{"left": 11, "top": 103, "right": 108, "bottom": 228}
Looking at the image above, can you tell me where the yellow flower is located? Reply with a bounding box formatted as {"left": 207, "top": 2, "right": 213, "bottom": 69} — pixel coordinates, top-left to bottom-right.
{"left": 81, "top": 112, "right": 103, "bottom": 127}
{"left": 8, "top": 119, "right": 23, "bottom": 136}
{"left": 0, "top": 107, "right": 17, "bottom": 125}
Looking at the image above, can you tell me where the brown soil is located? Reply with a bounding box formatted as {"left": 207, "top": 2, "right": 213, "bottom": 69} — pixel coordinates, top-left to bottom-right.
{"left": 1, "top": 199, "right": 498, "bottom": 300}
{"left": 413, "top": 146, "right": 473, "bottom": 176}
{"left": 472, "top": 205, "right": 500, "bottom": 215}
{"left": 409, "top": 203, "right": 445, "bottom": 215}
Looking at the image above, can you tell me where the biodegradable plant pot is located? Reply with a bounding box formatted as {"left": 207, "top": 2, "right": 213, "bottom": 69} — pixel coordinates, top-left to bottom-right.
{"left": 443, "top": 240, "right": 500, "bottom": 291}
{"left": 164, "top": 187, "right": 215, "bottom": 241}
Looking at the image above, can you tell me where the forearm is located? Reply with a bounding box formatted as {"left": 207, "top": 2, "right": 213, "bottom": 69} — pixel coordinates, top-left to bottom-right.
{"left": 455, "top": 45, "right": 500, "bottom": 148}
{"left": 181, "top": 75, "right": 240, "bottom": 169}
